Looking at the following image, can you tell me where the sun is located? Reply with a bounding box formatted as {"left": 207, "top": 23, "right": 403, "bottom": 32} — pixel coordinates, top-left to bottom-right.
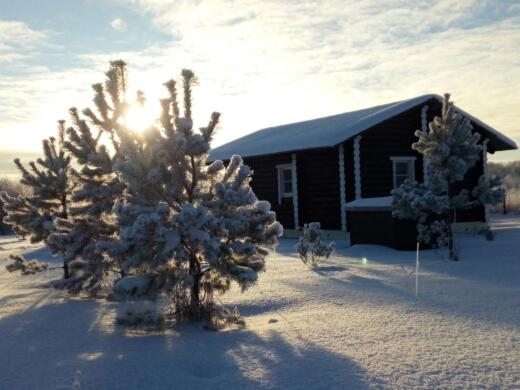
{"left": 123, "top": 102, "right": 158, "bottom": 132}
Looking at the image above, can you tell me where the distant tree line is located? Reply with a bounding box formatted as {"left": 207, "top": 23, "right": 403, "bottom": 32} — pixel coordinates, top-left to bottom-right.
{"left": 489, "top": 160, "right": 520, "bottom": 212}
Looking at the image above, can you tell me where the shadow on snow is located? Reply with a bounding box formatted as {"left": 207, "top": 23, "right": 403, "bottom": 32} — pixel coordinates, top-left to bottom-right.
{"left": 0, "top": 297, "right": 371, "bottom": 390}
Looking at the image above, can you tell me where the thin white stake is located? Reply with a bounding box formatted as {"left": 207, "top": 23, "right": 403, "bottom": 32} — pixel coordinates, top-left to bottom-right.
{"left": 415, "top": 242, "right": 420, "bottom": 300}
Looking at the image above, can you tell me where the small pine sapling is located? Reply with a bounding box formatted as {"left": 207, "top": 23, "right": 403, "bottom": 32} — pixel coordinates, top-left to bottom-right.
{"left": 98, "top": 65, "right": 283, "bottom": 325}
{"left": 295, "top": 223, "right": 335, "bottom": 267}
{"left": 47, "top": 61, "right": 127, "bottom": 290}
{"left": 1, "top": 123, "right": 75, "bottom": 275}
{"left": 393, "top": 94, "right": 483, "bottom": 260}
{"left": 0, "top": 122, "right": 74, "bottom": 243}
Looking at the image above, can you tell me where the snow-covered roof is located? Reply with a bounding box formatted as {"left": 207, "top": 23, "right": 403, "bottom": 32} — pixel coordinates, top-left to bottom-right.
{"left": 209, "top": 94, "right": 517, "bottom": 161}
{"left": 345, "top": 196, "right": 393, "bottom": 211}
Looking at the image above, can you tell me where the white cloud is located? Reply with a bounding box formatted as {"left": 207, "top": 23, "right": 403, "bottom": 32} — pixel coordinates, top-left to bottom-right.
{"left": 0, "top": 20, "right": 49, "bottom": 64}
{"left": 110, "top": 18, "right": 127, "bottom": 31}
{"left": 0, "top": 66, "right": 103, "bottom": 152}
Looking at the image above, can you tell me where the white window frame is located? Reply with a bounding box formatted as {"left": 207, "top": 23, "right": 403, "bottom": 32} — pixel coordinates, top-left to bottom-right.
{"left": 276, "top": 164, "right": 293, "bottom": 204}
{"left": 390, "top": 156, "right": 416, "bottom": 189}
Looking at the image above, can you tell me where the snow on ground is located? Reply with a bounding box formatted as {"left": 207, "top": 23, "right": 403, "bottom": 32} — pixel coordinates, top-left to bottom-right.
{"left": 0, "top": 214, "right": 519, "bottom": 389}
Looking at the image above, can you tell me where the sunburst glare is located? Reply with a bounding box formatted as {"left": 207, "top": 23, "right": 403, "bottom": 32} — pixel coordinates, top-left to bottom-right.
{"left": 123, "top": 102, "right": 158, "bottom": 132}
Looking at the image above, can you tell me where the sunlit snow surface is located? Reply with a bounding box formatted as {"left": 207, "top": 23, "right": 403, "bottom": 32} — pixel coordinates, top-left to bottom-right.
{"left": 0, "top": 215, "right": 519, "bottom": 389}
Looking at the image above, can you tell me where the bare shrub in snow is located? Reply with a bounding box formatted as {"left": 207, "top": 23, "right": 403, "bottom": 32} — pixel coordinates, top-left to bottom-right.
{"left": 204, "top": 305, "right": 246, "bottom": 331}
{"left": 502, "top": 188, "right": 520, "bottom": 213}
{"left": 296, "top": 223, "right": 335, "bottom": 267}
{"left": 488, "top": 161, "right": 520, "bottom": 212}
{"left": 116, "top": 301, "right": 165, "bottom": 329}
{"left": 5, "top": 254, "right": 48, "bottom": 275}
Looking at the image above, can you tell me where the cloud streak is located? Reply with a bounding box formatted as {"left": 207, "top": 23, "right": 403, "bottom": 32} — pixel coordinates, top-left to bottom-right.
{"left": 0, "top": 20, "right": 49, "bottom": 64}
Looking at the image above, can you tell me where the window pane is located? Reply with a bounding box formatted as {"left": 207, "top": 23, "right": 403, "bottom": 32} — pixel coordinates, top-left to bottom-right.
{"left": 283, "top": 180, "right": 293, "bottom": 194}
{"left": 395, "top": 161, "right": 409, "bottom": 175}
{"left": 282, "top": 168, "right": 292, "bottom": 181}
{"left": 396, "top": 175, "right": 408, "bottom": 187}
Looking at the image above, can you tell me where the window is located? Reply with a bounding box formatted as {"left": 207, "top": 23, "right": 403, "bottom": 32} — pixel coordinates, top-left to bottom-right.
{"left": 277, "top": 164, "right": 293, "bottom": 203}
{"left": 391, "top": 156, "right": 416, "bottom": 188}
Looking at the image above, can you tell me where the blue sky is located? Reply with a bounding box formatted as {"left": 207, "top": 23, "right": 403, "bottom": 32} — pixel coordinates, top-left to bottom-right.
{"left": 0, "top": 0, "right": 170, "bottom": 74}
{"left": 1, "top": 0, "right": 519, "bottom": 176}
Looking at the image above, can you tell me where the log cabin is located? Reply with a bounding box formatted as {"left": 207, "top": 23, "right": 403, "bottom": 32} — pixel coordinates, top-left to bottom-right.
{"left": 209, "top": 94, "right": 517, "bottom": 249}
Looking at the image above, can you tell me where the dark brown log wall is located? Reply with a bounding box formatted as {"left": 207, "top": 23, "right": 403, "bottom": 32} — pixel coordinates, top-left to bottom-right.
{"left": 244, "top": 148, "right": 343, "bottom": 231}
{"left": 298, "top": 148, "right": 341, "bottom": 230}
{"left": 357, "top": 105, "right": 425, "bottom": 198}
{"left": 347, "top": 210, "right": 418, "bottom": 250}
{"left": 244, "top": 153, "right": 295, "bottom": 230}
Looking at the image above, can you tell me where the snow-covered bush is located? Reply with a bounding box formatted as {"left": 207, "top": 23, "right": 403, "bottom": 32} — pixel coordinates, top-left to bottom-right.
{"left": 392, "top": 179, "right": 452, "bottom": 248}
{"left": 116, "top": 301, "right": 165, "bottom": 329}
{"left": 113, "top": 275, "right": 154, "bottom": 298}
{"left": 0, "top": 178, "right": 28, "bottom": 235}
{"left": 5, "top": 254, "right": 49, "bottom": 275}
{"left": 488, "top": 161, "right": 520, "bottom": 212}
{"left": 296, "top": 223, "right": 335, "bottom": 267}
{"left": 472, "top": 175, "right": 505, "bottom": 206}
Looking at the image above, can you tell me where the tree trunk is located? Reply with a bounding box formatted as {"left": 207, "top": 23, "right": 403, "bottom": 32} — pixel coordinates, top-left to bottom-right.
{"left": 60, "top": 193, "right": 69, "bottom": 278}
{"left": 447, "top": 185, "right": 458, "bottom": 261}
{"left": 63, "top": 261, "right": 70, "bottom": 279}
{"left": 447, "top": 214, "right": 458, "bottom": 261}
{"left": 61, "top": 195, "right": 68, "bottom": 219}
{"left": 189, "top": 256, "right": 201, "bottom": 320}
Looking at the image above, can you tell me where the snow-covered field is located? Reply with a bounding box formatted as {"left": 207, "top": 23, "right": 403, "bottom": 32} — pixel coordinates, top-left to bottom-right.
{"left": 1, "top": 215, "right": 519, "bottom": 389}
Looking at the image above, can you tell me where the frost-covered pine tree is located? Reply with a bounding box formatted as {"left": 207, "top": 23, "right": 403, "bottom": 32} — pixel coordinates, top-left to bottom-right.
{"left": 393, "top": 94, "right": 482, "bottom": 260}
{"left": 295, "top": 222, "right": 335, "bottom": 267}
{"left": 103, "top": 68, "right": 283, "bottom": 324}
{"left": 391, "top": 180, "right": 451, "bottom": 247}
{"left": 47, "top": 61, "right": 126, "bottom": 287}
{"left": 0, "top": 122, "right": 73, "bottom": 243}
